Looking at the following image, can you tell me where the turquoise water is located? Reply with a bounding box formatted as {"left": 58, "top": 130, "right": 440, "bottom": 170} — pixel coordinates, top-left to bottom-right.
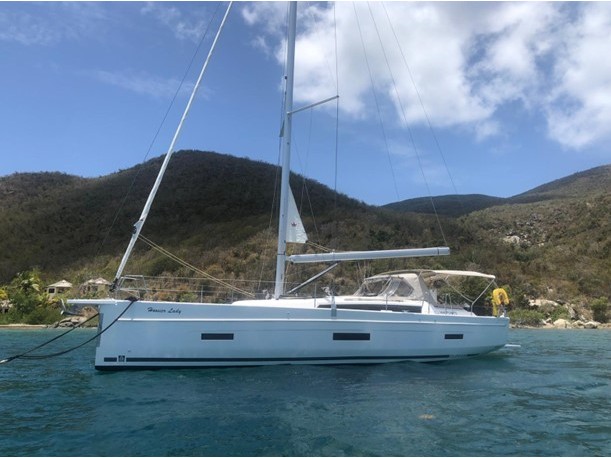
{"left": 0, "top": 329, "right": 609, "bottom": 456}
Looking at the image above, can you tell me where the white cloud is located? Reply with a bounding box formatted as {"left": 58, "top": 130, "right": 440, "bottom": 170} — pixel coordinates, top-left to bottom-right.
{"left": 468, "top": 3, "right": 560, "bottom": 110}
{"left": 242, "top": 2, "right": 611, "bottom": 152}
{"left": 241, "top": 2, "right": 287, "bottom": 36}
{"left": 546, "top": 2, "right": 611, "bottom": 149}
{"left": 0, "top": 3, "right": 212, "bottom": 47}
{"left": 0, "top": 3, "right": 107, "bottom": 46}
{"left": 89, "top": 69, "right": 195, "bottom": 100}
{"left": 241, "top": 3, "right": 288, "bottom": 60}
{"left": 473, "top": 120, "right": 501, "bottom": 143}
{"left": 140, "top": 2, "right": 212, "bottom": 43}
{"left": 0, "top": 10, "right": 59, "bottom": 45}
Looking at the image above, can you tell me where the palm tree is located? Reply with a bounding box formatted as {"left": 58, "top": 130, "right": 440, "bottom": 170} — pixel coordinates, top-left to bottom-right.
{"left": 8, "top": 270, "right": 45, "bottom": 315}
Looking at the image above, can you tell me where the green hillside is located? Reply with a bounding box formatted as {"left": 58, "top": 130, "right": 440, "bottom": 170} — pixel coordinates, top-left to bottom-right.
{"left": 0, "top": 151, "right": 449, "bottom": 290}
{"left": 384, "top": 165, "right": 611, "bottom": 304}
{"left": 0, "top": 152, "right": 608, "bottom": 308}
{"left": 460, "top": 166, "right": 610, "bottom": 303}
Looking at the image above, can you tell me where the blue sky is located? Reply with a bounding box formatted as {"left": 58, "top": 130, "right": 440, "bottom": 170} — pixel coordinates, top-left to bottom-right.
{"left": 1, "top": 2, "right": 610, "bottom": 206}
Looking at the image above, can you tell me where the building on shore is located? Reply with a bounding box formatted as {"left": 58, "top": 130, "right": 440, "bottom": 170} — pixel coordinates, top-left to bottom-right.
{"left": 46, "top": 280, "right": 73, "bottom": 298}
{"left": 81, "top": 277, "right": 112, "bottom": 296}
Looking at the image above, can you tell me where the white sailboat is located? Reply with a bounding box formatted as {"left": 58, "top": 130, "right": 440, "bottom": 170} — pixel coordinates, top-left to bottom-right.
{"left": 70, "top": 2, "right": 509, "bottom": 370}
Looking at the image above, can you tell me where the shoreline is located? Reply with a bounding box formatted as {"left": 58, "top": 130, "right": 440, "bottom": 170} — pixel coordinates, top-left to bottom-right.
{"left": 0, "top": 324, "right": 49, "bottom": 330}
{"left": 0, "top": 324, "right": 96, "bottom": 330}
{"left": 511, "top": 324, "right": 611, "bottom": 330}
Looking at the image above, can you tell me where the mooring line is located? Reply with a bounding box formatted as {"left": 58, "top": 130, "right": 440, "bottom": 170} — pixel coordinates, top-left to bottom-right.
{"left": 0, "top": 299, "right": 137, "bottom": 365}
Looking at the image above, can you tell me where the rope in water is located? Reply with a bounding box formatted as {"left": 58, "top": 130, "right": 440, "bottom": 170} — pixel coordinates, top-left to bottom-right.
{"left": 0, "top": 299, "right": 137, "bottom": 365}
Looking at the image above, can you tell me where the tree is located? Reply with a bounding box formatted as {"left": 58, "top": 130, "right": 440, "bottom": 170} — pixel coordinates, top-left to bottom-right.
{"left": 591, "top": 297, "right": 608, "bottom": 323}
{"left": 8, "top": 270, "right": 47, "bottom": 316}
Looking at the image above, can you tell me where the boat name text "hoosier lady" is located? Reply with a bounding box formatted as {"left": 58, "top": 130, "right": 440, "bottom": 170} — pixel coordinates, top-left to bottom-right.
{"left": 147, "top": 306, "right": 182, "bottom": 315}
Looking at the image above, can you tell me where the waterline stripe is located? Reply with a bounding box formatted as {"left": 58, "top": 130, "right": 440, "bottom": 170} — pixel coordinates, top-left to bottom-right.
{"left": 122, "top": 355, "right": 450, "bottom": 363}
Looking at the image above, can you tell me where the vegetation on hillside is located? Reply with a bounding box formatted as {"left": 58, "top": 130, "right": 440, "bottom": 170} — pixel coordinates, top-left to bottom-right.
{"left": 0, "top": 270, "right": 61, "bottom": 325}
{"left": 0, "top": 152, "right": 608, "bottom": 325}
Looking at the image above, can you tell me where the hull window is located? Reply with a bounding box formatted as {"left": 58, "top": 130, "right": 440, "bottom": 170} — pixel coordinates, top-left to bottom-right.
{"left": 445, "top": 333, "right": 464, "bottom": 340}
{"left": 333, "top": 332, "right": 371, "bottom": 341}
{"left": 201, "top": 333, "right": 234, "bottom": 340}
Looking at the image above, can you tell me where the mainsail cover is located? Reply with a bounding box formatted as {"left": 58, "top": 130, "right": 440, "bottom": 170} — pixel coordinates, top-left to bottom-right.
{"left": 287, "top": 188, "right": 308, "bottom": 243}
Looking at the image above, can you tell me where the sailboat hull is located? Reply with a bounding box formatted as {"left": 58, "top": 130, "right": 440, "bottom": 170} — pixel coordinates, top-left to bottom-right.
{"left": 88, "top": 299, "right": 509, "bottom": 370}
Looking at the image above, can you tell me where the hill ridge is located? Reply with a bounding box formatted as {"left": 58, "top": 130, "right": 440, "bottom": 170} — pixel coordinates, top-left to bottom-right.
{"left": 383, "top": 164, "right": 610, "bottom": 216}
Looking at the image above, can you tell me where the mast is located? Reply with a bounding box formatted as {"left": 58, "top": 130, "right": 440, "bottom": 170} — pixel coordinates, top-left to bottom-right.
{"left": 274, "top": 1, "right": 298, "bottom": 299}
{"left": 111, "top": 3, "right": 233, "bottom": 290}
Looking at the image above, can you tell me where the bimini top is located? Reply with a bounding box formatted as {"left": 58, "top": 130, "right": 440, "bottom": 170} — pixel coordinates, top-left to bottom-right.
{"left": 353, "top": 270, "right": 495, "bottom": 302}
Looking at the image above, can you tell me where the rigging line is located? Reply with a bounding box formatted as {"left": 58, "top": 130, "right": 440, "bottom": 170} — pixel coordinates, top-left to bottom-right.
{"left": 0, "top": 299, "right": 137, "bottom": 364}
{"left": 257, "top": 0, "right": 292, "bottom": 292}
{"left": 381, "top": 2, "right": 467, "bottom": 218}
{"left": 255, "top": 84, "right": 283, "bottom": 291}
{"left": 295, "top": 109, "right": 322, "bottom": 244}
{"left": 125, "top": 275, "right": 272, "bottom": 286}
{"left": 257, "top": 3, "right": 292, "bottom": 292}
{"left": 306, "top": 241, "right": 334, "bottom": 253}
{"left": 301, "top": 3, "right": 340, "bottom": 245}
{"left": 289, "top": 106, "right": 312, "bottom": 227}
{"left": 114, "top": 2, "right": 233, "bottom": 285}
{"left": 281, "top": 52, "right": 319, "bottom": 244}
{"left": 333, "top": 1, "right": 340, "bottom": 251}
{"left": 368, "top": 2, "right": 448, "bottom": 246}
{"left": 298, "top": 109, "right": 312, "bottom": 215}
{"left": 137, "top": 235, "right": 254, "bottom": 297}
{"left": 143, "top": 239, "right": 253, "bottom": 297}
{"left": 257, "top": 164, "right": 280, "bottom": 292}
{"left": 254, "top": 119, "right": 281, "bottom": 292}
{"left": 352, "top": 3, "right": 400, "bottom": 202}
{"left": 94, "top": 2, "right": 224, "bottom": 261}
{"left": 139, "top": 236, "right": 255, "bottom": 297}
{"left": 302, "top": 176, "right": 320, "bottom": 243}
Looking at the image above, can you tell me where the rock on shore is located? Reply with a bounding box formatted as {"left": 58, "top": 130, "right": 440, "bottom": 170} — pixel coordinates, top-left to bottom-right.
{"left": 551, "top": 318, "right": 603, "bottom": 329}
{"left": 530, "top": 318, "right": 608, "bottom": 329}
{"left": 53, "top": 306, "right": 99, "bottom": 328}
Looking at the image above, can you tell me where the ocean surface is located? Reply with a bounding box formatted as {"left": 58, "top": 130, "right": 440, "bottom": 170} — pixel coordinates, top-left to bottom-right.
{"left": 0, "top": 328, "right": 609, "bottom": 457}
